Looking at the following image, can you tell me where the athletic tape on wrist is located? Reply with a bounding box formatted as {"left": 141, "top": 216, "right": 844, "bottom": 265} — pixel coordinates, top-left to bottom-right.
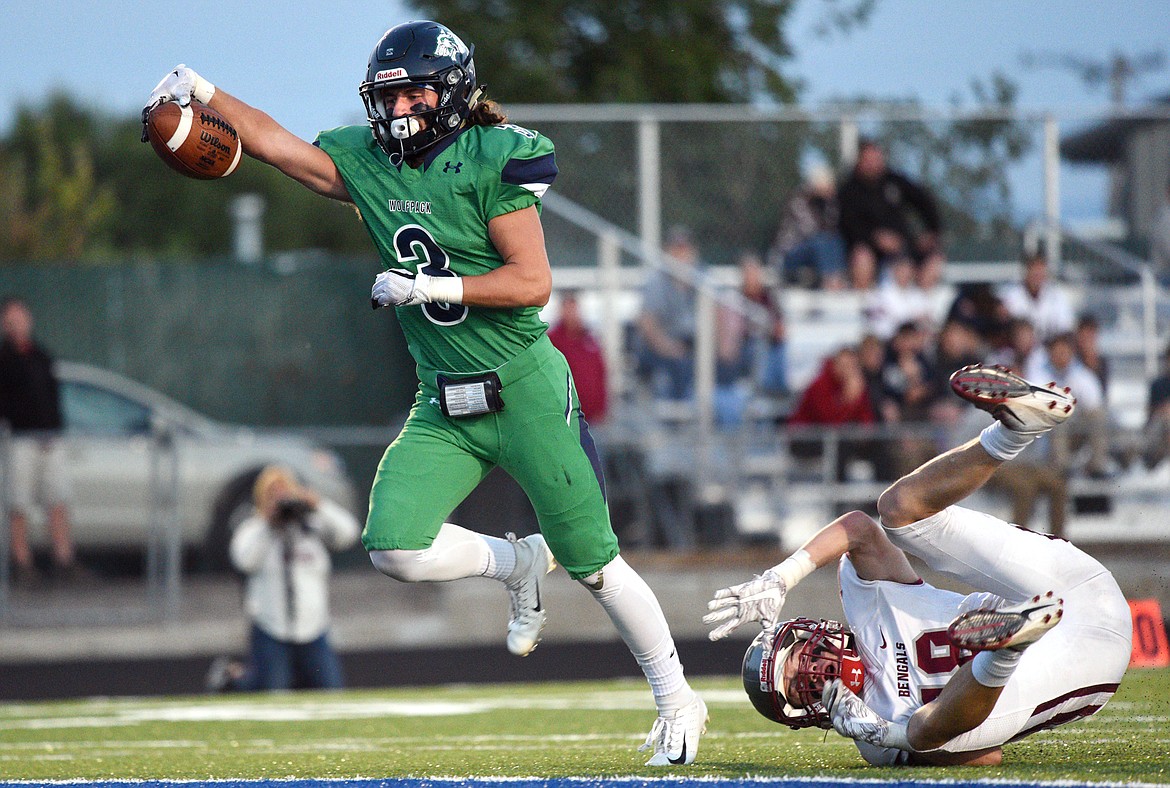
{"left": 425, "top": 275, "right": 464, "bottom": 305}
{"left": 774, "top": 548, "right": 816, "bottom": 590}
{"left": 193, "top": 75, "right": 216, "bottom": 105}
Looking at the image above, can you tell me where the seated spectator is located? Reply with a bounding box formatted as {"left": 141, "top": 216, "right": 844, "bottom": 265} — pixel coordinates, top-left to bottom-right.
{"left": 758, "top": 311, "right": 790, "bottom": 401}
{"left": 986, "top": 437, "right": 1068, "bottom": 539}
{"left": 987, "top": 317, "right": 1043, "bottom": 374}
{"left": 856, "top": 333, "right": 886, "bottom": 417}
{"left": 838, "top": 139, "right": 944, "bottom": 290}
{"left": 789, "top": 347, "right": 875, "bottom": 427}
{"left": 739, "top": 251, "right": 789, "bottom": 396}
{"left": 927, "top": 319, "right": 986, "bottom": 430}
{"left": 1074, "top": 313, "right": 1109, "bottom": 394}
{"left": 945, "top": 281, "right": 1012, "bottom": 351}
{"left": 875, "top": 322, "right": 937, "bottom": 478}
{"left": 863, "top": 256, "right": 935, "bottom": 340}
{"left": 636, "top": 225, "right": 700, "bottom": 401}
{"left": 998, "top": 250, "right": 1075, "bottom": 342}
{"left": 1142, "top": 342, "right": 1170, "bottom": 468}
{"left": 914, "top": 249, "right": 952, "bottom": 324}
{"left": 768, "top": 165, "right": 847, "bottom": 290}
{"left": 1027, "top": 332, "right": 1110, "bottom": 478}
{"left": 715, "top": 253, "right": 788, "bottom": 425}
{"left": 877, "top": 323, "right": 936, "bottom": 420}
{"left": 548, "top": 291, "right": 608, "bottom": 424}
{"left": 788, "top": 346, "right": 879, "bottom": 481}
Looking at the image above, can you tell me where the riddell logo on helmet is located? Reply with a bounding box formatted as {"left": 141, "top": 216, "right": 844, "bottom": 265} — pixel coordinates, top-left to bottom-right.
{"left": 375, "top": 69, "right": 408, "bottom": 81}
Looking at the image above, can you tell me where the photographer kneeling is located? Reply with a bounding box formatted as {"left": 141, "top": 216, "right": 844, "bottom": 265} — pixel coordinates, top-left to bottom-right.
{"left": 213, "top": 465, "right": 360, "bottom": 691}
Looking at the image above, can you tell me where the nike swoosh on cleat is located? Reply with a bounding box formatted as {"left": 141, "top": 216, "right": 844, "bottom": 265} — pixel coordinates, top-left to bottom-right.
{"left": 668, "top": 736, "right": 688, "bottom": 765}
{"left": 1017, "top": 604, "right": 1050, "bottom": 618}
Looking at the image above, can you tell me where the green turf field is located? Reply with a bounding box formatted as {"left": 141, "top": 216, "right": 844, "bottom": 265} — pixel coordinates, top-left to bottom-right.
{"left": 1, "top": 669, "right": 1167, "bottom": 783}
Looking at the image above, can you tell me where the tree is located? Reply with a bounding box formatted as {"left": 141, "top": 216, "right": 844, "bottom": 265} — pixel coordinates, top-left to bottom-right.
{"left": 0, "top": 96, "right": 117, "bottom": 261}
{"left": 412, "top": 0, "right": 817, "bottom": 104}
{"left": 412, "top": 1, "right": 1029, "bottom": 263}
{"left": 0, "top": 93, "right": 375, "bottom": 264}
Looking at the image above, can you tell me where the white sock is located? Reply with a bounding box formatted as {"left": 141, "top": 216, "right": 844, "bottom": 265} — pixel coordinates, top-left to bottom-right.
{"left": 481, "top": 533, "right": 517, "bottom": 582}
{"left": 579, "top": 555, "right": 690, "bottom": 714}
{"left": 979, "top": 422, "right": 1038, "bottom": 461}
{"left": 970, "top": 648, "right": 1023, "bottom": 687}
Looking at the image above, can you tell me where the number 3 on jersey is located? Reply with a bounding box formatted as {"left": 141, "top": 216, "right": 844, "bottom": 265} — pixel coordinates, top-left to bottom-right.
{"left": 392, "top": 224, "right": 469, "bottom": 326}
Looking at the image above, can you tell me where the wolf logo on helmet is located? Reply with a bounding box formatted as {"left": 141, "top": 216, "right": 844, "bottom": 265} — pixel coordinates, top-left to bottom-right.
{"left": 742, "top": 617, "right": 865, "bottom": 730}
{"left": 359, "top": 20, "right": 482, "bottom": 163}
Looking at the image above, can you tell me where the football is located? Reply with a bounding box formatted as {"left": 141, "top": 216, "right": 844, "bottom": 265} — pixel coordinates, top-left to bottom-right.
{"left": 144, "top": 100, "right": 242, "bottom": 180}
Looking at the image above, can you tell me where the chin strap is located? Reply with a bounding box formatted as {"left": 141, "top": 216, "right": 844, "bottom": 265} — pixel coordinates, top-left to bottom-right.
{"left": 466, "top": 86, "right": 486, "bottom": 112}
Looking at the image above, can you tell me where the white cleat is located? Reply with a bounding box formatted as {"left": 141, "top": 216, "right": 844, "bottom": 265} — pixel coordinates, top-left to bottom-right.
{"left": 947, "top": 591, "right": 1064, "bottom": 652}
{"left": 949, "top": 364, "right": 1076, "bottom": 435}
{"left": 504, "top": 532, "right": 555, "bottom": 657}
{"left": 640, "top": 694, "right": 708, "bottom": 766}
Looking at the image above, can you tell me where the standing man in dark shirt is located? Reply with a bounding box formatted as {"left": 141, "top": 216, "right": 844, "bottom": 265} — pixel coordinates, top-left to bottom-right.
{"left": 838, "top": 139, "right": 944, "bottom": 290}
{"left": 0, "top": 297, "right": 78, "bottom": 586}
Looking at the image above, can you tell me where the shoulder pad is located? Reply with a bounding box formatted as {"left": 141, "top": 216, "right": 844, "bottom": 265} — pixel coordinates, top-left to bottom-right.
{"left": 487, "top": 124, "right": 557, "bottom": 197}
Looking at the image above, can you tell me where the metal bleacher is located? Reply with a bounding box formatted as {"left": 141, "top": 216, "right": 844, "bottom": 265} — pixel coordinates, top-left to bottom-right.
{"left": 547, "top": 255, "right": 1170, "bottom": 552}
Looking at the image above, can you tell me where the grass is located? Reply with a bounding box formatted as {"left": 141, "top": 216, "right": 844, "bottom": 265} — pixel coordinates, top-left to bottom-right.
{"left": 0, "top": 669, "right": 1167, "bottom": 784}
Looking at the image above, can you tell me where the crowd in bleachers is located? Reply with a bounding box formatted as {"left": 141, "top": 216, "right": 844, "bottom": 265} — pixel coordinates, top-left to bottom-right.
{"left": 543, "top": 140, "right": 1170, "bottom": 541}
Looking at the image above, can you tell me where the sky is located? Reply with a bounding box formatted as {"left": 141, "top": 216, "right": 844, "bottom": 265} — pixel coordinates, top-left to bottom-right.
{"left": 3, "top": 0, "right": 1168, "bottom": 225}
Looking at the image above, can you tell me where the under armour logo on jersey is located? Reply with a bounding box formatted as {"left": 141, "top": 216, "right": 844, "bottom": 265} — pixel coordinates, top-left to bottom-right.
{"left": 443, "top": 161, "right": 463, "bottom": 174}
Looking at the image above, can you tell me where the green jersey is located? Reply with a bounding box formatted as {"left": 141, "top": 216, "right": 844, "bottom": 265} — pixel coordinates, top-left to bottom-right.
{"left": 316, "top": 123, "right": 558, "bottom": 374}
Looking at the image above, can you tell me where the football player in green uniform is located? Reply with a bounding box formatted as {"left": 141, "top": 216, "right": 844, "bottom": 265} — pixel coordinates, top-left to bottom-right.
{"left": 145, "top": 19, "right": 706, "bottom": 765}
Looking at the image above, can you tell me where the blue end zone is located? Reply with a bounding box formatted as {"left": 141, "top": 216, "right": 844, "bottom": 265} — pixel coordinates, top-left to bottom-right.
{"left": 0, "top": 778, "right": 1139, "bottom": 788}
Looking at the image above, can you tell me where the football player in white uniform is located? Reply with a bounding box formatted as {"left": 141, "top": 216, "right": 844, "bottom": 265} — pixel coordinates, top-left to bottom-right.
{"left": 706, "top": 364, "right": 1132, "bottom": 766}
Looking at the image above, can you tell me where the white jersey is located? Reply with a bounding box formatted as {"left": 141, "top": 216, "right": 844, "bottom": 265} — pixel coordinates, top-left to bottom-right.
{"left": 838, "top": 505, "right": 1131, "bottom": 765}
{"left": 839, "top": 556, "right": 996, "bottom": 724}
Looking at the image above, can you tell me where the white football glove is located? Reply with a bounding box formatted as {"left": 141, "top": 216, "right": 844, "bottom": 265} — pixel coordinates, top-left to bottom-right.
{"left": 371, "top": 270, "right": 464, "bottom": 308}
{"left": 371, "top": 269, "right": 427, "bottom": 308}
{"left": 144, "top": 64, "right": 215, "bottom": 112}
{"left": 822, "top": 679, "right": 898, "bottom": 748}
{"left": 703, "top": 568, "right": 788, "bottom": 640}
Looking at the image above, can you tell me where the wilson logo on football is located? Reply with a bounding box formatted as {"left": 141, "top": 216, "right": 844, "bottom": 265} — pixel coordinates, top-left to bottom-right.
{"left": 199, "top": 112, "right": 238, "bottom": 140}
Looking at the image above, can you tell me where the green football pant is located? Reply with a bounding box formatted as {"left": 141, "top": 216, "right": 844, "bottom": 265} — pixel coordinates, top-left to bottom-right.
{"left": 363, "top": 335, "right": 619, "bottom": 579}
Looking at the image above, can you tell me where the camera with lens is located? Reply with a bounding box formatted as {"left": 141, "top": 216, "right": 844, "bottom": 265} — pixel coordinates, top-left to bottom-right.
{"left": 272, "top": 497, "right": 314, "bottom": 528}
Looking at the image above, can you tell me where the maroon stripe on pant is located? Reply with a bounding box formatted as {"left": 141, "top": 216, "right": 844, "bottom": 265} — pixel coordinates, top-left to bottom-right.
{"left": 1008, "top": 682, "right": 1120, "bottom": 742}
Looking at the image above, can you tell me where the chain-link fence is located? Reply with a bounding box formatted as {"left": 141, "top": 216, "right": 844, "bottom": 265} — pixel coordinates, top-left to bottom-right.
{"left": 2, "top": 104, "right": 1169, "bottom": 603}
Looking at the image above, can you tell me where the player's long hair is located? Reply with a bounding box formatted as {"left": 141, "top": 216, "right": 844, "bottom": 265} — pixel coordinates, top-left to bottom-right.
{"left": 469, "top": 97, "right": 507, "bottom": 127}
